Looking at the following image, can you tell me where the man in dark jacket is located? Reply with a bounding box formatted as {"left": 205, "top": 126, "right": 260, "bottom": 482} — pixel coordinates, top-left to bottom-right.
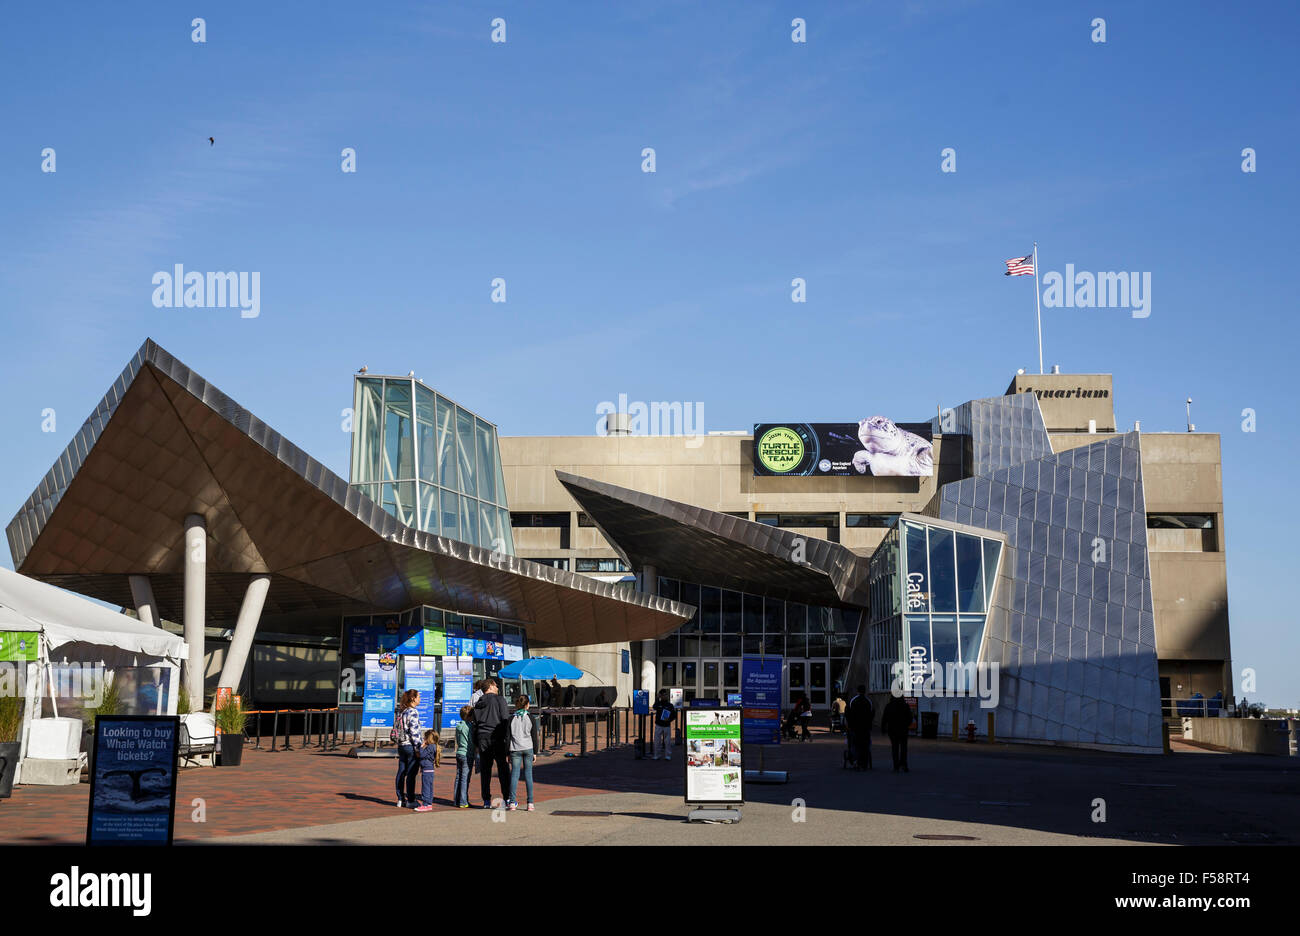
{"left": 881, "top": 694, "right": 914, "bottom": 772}
{"left": 473, "top": 678, "right": 512, "bottom": 806}
{"left": 846, "top": 685, "right": 874, "bottom": 770}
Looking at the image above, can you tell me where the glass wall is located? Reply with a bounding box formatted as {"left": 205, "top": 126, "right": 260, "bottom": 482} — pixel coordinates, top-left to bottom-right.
{"left": 350, "top": 375, "right": 514, "bottom": 554}
{"left": 868, "top": 519, "right": 1003, "bottom": 693}
{"left": 655, "top": 576, "right": 861, "bottom": 707}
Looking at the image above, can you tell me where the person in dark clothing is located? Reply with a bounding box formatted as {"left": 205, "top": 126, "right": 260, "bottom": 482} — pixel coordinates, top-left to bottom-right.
{"left": 881, "top": 695, "right": 914, "bottom": 772}
{"left": 562, "top": 683, "right": 576, "bottom": 707}
{"left": 472, "top": 677, "right": 511, "bottom": 806}
{"left": 846, "top": 685, "right": 874, "bottom": 770}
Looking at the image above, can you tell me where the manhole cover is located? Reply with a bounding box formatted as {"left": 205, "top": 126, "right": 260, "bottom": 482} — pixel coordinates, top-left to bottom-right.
{"left": 551, "top": 810, "right": 612, "bottom": 818}
{"left": 914, "top": 834, "right": 979, "bottom": 841}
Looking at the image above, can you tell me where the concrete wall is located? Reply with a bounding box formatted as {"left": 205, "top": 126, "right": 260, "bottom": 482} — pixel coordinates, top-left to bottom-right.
{"left": 1006, "top": 373, "right": 1115, "bottom": 431}
{"left": 1183, "top": 717, "right": 1292, "bottom": 756}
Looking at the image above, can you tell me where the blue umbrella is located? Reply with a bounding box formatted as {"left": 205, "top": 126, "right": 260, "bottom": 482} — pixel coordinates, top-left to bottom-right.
{"left": 497, "top": 656, "right": 585, "bottom": 681}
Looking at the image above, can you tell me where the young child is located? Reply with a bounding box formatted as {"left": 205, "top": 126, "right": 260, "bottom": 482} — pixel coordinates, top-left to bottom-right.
{"left": 454, "top": 706, "right": 474, "bottom": 808}
{"left": 415, "top": 729, "right": 441, "bottom": 812}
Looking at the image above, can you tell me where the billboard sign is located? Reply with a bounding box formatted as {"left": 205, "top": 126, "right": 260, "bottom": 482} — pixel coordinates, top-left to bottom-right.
{"left": 752, "top": 417, "right": 933, "bottom": 477}
{"left": 684, "top": 707, "right": 743, "bottom": 806}
{"left": 362, "top": 653, "right": 399, "bottom": 729}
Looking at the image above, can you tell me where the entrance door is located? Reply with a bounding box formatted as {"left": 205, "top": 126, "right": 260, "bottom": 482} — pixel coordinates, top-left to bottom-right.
{"left": 787, "top": 660, "right": 831, "bottom": 709}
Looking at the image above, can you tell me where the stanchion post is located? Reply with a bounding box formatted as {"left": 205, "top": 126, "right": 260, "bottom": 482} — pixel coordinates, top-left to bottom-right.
{"left": 269, "top": 710, "right": 279, "bottom": 752}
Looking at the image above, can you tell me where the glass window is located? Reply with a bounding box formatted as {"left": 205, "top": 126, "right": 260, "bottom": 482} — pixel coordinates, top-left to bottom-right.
{"left": 846, "top": 513, "right": 900, "bottom": 528}
{"left": 723, "top": 661, "right": 739, "bottom": 689}
{"left": 956, "top": 532, "right": 985, "bottom": 613}
{"left": 381, "top": 481, "right": 416, "bottom": 527}
{"left": 418, "top": 482, "right": 439, "bottom": 533}
{"left": 982, "top": 538, "right": 1002, "bottom": 605}
{"left": 763, "top": 598, "right": 783, "bottom": 635}
{"left": 763, "top": 634, "right": 783, "bottom": 656}
{"left": 743, "top": 594, "right": 763, "bottom": 635}
{"left": 721, "top": 590, "right": 742, "bottom": 634}
{"left": 679, "top": 583, "right": 700, "bottom": 632}
{"left": 456, "top": 407, "right": 477, "bottom": 498}
{"left": 904, "top": 522, "right": 930, "bottom": 613}
{"left": 810, "top": 606, "right": 834, "bottom": 634}
{"left": 931, "top": 614, "right": 959, "bottom": 670}
{"left": 658, "top": 578, "right": 680, "bottom": 602}
{"left": 423, "top": 607, "right": 443, "bottom": 627}
{"left": 475, "top": 418, "right": 497, "bottom": 505}
{"left": 959, "top": 615, "right": 986, "bottom": 665}
{"left": 786, "top": 603, "right": 807, "bottom": 634}
{"left": 480, "top": 502, "right": 499, "bottom": 552}
{"left": 460, "top": 495, "right": 478, "bottom": 546}
{"left": 437, "top": 396, "right": 458, "bottom": 489}
{"left": 702, "top": 661, "right": 719, "bottom": 689}
{"left": 682, "top": 661, "right": 697, "bottom": 686}
{"left": 661, "top": 660, "right": 677, "bottom": 686}
{"left": 497, "top": 507, "right": 514, "bottom": 555}
{"left": 383, "top": 380, "right": 414, "bottom": 481}
{"left": 415, "top": 385, "right": 438, "bottom": 483}
{"left": 700, "top": 587, "right": 720, "bottom": 633}
{"left": 440, "top": 488, "right": 459, "bottom": 542}
{"left": 786, "top": 634, "right": 807, "bottom": 657}
{"left": 928, "top": 527, "right": 957, "bottom": 613}
{"left": 905, "top": 614, "right": 931, "bottom": 673}
{"left": 351, "top": 378, "right": 384, "bottom": 484}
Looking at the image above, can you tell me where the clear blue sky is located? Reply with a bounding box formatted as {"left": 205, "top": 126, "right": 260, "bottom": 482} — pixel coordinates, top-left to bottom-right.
{"left": 2, "top": 2, "right": 1296, "bottom": 706}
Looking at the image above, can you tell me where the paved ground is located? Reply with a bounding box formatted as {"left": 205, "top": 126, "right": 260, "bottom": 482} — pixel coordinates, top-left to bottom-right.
{"left": 3, "top": 729, "right": 1296, "bottom": 845}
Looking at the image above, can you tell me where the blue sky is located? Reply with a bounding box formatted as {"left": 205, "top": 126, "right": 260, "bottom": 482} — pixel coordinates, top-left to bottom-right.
{"left": 2, "top": 2, "right": 1296, "bottom": 705}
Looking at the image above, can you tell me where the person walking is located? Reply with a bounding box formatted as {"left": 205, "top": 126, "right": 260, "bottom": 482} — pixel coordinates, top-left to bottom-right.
{"left": 881, "top": 694, "right": 914, "bottom": 772}
{"left": 472, "top": 677, "right": 511, "bottom": 807}
{"left": 453, "top": 705, "right": 474, "bottom": 808}
{"left": 393, "top": 689, "right": 423, "bottom": 808}
{"left": 506, "top": 694, "right": 541, "bottom": 811}
{"left": 650, "top": 688, "right": 675, "bottom": 760}
{"left": 846, "top": 685, "right": 874, "bottom": 771}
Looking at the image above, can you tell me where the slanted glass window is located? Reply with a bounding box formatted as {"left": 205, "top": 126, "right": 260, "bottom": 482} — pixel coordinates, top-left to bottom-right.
{"left": 904, "top": 522, "right": 930, "bottom": 613}
{"left": 475, "top": 417, "right": 497, "bottom": 505}
{"left": 440, "top": 488, "right": 459, "bottom": 542}
{"left": 931, "top": 614, "right": 959, "bottom": 670}
{"left": 415, "top": 385, "right": 438, "bottom": 483}
{"left": 956, "top": 532, "right": 985, "bottom": 613}
{"left": 982, "top": 538, "right": 1002, "bottom": 606}
{"left": 459, "top": 495, "right": 478, "bottom": 546}
{"left": 437, "top": 396, "right": 458, "bottom": 489}
{"left": 455, "top": 408, "right": 477, "bottom": 499}
{"left": 928, "top": 527, "right": 957, "bottom": 613}
{"left": 352, "top": 378, "right": 384, "bottom": 483}
{"left": 958, "top": 615, "right": 985, "bottom": 666}
{"left": 418, "top": 482, "right": 439, "bottom": 533}
{"left": 382, "top": 481, "right": 416, "bottom": 527}
{"left": 383, "top": 381, "right": 414, "bottom": 482}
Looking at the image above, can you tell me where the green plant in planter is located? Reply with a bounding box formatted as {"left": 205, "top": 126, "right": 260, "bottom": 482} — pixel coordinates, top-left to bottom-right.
{"left": 214, "top": 696, "right": 246, "bottom": 735}
{"left": 85, "top": 679, "right": 122, "bottom": 728}
{"left": 177, "top": 683, "right": 191, "bottom": 716}
{"left": 0, "top": 695, "right": 23, "bottom": 744}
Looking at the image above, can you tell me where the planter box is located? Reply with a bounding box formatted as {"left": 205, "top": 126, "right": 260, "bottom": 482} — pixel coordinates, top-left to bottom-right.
{"left": 218, "top": 733, "right": 244, "bottom": 767}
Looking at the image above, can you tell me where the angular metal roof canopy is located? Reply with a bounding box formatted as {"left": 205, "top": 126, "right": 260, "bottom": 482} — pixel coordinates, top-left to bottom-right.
{"left": 555, "top": 471, "right": 871, "bottom": 608}
{"left": 5, "top": 340, "right": 692, "bottom": 645}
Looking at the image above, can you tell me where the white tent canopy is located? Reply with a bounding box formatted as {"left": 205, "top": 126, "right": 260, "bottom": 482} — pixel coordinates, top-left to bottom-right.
{"left": 0, "top": 566, "right": 186, "bottom": 660}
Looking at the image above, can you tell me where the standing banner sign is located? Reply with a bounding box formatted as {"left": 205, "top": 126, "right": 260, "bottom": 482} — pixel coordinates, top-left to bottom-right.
{"left": 86, "top": 715, "right": 180, "bottom": 845}
{"left": 363, "top": 652, "right": 399, "bottom": 729}
{"left": 404, "top": 658, "right": 438, "bottom": 733}
{"left": 684, "top": 707, "right": 743, "bottom": 806}
{"left": 741, "top": 656, "right": 783, "bottom": 746}
{"left": 440, "top": 656, "right": 474, "bottom": 732}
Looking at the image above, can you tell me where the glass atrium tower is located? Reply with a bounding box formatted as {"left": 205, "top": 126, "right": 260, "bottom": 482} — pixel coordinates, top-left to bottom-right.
{"left": 349, "top": 374, "right": 514, "bottom": 554}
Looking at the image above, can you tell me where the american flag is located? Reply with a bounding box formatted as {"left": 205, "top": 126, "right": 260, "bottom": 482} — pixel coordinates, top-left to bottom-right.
{"left": 1005, "top": 254, "right": 1034, "bottom": 276}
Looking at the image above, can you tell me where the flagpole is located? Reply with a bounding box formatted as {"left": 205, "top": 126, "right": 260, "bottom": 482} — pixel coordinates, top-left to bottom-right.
{"left": 1033, "top": 241, "right": 1043, "bottom": 375}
